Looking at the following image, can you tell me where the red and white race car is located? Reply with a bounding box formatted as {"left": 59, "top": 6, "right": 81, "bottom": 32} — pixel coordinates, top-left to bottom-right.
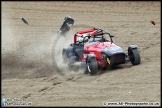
{"left": 59, "top": 16, "right": 141, "bottom": 75}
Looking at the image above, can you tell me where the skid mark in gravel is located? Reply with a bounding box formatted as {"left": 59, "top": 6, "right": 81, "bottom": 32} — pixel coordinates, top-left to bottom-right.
{"left": 38, "top": 86, "right": 49, "bottom": 92}
{"left": 22, "top": 93, "right": 32, "bottom": 99}
{"left": 53, "top": 82, "right": 62, "bottom": 85}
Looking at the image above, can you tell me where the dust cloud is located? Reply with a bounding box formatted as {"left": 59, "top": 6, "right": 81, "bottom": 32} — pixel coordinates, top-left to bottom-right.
{"left": 2, "top": 15, "right": 84, "bottom": 79}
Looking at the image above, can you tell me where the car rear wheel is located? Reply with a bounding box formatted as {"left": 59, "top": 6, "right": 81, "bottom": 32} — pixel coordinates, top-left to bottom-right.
{"left": 62, "top": 51, "right": 71, "bottom": 67}
{"left": 86, "top": 57, "right": 98, "bottom": 75}
{"left": 62, "top": 51, "right": 79, "bottom": 71}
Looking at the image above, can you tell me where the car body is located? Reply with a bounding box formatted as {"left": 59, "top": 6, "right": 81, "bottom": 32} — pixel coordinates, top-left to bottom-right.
{"left": 59, "top": 16, "right": 141, "bottom": 75}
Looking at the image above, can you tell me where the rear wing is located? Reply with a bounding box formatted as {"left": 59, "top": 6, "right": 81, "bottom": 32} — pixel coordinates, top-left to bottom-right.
{"left": 57, "top": 15, "right": 74, "bottom": 36}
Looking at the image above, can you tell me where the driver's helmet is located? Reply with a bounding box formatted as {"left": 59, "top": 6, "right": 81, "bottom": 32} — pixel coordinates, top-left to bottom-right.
{"left": 78, "top": 34, "right": 89, "bottom": 43}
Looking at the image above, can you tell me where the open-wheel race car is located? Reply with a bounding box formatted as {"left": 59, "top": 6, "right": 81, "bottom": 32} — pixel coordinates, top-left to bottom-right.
{"left": 59, "top": 16, "right": 141, "bottom": 75}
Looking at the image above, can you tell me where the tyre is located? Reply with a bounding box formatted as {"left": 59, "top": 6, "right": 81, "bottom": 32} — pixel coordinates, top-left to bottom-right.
{"left": 86, "top": 57, "right": 98, "bottom": 75}
{"left": 128, "top": 48, "right": 141, "bottom": 65}
{"left": 62, "top": 51, "right": 72, "bottom": 68}
{"left": 62, "top": 51, "right": 79, "bottom": 71}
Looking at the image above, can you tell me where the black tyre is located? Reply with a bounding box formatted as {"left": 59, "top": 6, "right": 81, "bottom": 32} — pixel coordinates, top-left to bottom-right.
{"left": 62, "top": 51, "right": 71, "bottom": 68}
{"left": 86, "top": 57, "right": 98, "bottom": 75}
{"left": 62, "top": 51, "right": 79, "bottom": 71}
{"left": 128, "top": 48, "right": 141, "bottom": 65}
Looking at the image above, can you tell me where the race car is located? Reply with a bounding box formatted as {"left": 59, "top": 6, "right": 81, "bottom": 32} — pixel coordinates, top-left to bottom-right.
{"left": 59, "top": 16, "right": 141, "bottom": 75}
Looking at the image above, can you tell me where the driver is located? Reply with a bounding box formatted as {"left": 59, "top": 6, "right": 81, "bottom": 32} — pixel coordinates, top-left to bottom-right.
{"left": 77, "top": 34, "right": 89, "bottom": 47}
{"left": 78, "top": 34, "right": 89, "bottom": 43}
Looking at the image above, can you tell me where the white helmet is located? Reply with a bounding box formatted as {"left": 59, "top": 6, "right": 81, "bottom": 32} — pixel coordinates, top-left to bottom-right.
{"left": 83, "top": 34, "right": 89, "bottom": 42}
{"left": 78, "top": 34, "right": 89, "bottom": 42}
{"left": 78, "top": 37, "right": 84, "bottom": 42}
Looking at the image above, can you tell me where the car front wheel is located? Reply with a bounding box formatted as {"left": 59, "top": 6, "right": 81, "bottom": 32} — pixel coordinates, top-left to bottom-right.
{"left": 86, "top": 57, "right": 98, "bottom": 75}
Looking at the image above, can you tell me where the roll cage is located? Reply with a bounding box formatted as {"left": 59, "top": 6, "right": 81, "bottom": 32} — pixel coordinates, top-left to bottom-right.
{"left": 74, "top": 28, "right": 114, "bottom": 45}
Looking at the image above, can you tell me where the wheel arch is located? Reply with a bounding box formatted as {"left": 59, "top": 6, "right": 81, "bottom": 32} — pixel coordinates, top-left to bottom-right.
{"left": 128, "top": 44, "right": 138, "bottom": 52}
{"left": 86, "top": 53, "right": 96, "bottom": 63}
